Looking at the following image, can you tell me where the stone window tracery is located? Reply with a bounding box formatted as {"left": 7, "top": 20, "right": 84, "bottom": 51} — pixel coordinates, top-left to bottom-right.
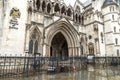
{"left": 29, "top": 29, "right": 39, "bottom": 54}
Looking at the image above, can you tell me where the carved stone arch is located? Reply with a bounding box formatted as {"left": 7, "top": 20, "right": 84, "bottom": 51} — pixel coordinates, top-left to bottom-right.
{"left": 47, "top": 28, "right": 74, "bottom": 48}
{"left": 29, "top": 26, "right": 42, "bottom": 38}
{"left": 45, "top": 21, "right": 79, "bottom": 56}
{"left": 50, "top": 32, "right": 69, "bottom": 58}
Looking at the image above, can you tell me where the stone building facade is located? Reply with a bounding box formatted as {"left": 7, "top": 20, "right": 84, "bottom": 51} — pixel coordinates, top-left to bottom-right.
{"left": 0, "top": 0, "right": 120, "bottom": 57}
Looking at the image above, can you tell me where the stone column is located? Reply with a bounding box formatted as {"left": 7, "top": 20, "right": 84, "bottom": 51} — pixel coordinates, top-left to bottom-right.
{"left": 42, "top": 43, "right": 46, "bottom": 57}
{"left": 68, "top": 47, "right": 73, "bottom": 57}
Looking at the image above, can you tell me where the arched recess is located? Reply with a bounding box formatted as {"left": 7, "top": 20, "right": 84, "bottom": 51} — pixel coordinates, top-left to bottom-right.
{"left": 54, "top": 3, "right": 60, "bottom": 13}
{"left": 67, "top": 8, "right": 72, "bottom": 17}
{"left": 50, "top": 32, "right": 68, "bottom": 59}
{"left": 36, "top": 0, "right": 40, "bottom": 10}
{"left": 79, "top": 15, "right": 81, "bottom": 24}
{"left": 75, "top": 13, "right": 78, "bottom": 22}
{"left": 88, "top": 42, "right": 94, "bottom": 54}
{"left": 29, "top": 27, "right": 42, "bottom": 55}
{"left": 42, "top": 1, "right": 46, "bottom": 12}
{"left": 45, "top": 21, "right": 79, "bottom": 57}
{"left": 61, "top": 6, "right": 66, "bottom": 15}
{"left": 47, "top": 3, "right": 51, "bottom": 13}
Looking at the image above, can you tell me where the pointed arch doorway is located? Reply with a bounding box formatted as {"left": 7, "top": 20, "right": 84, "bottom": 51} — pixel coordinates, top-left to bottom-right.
{"left": 50, "top": 32, "right": 68, "bottom": 60}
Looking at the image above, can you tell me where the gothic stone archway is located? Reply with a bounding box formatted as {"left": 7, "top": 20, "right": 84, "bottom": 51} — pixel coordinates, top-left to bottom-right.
{"left": 45, "top": 21, "right": 80, "bottom": 57}
{"left": 50, "top": 32, "right": 68, "bottom": 59}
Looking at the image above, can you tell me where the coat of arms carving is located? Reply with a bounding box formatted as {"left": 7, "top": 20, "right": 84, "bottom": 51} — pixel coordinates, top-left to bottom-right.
{"left": 9, "top": 7, "right": 21, "bottom": 29}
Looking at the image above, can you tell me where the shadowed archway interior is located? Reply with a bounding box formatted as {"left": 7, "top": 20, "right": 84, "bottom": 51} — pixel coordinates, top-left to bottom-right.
{"left": 50, "top": 32, "right": 68, "bottom": 59}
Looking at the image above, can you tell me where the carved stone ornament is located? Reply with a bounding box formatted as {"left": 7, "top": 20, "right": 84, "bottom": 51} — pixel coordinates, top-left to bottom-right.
{"left": 9, "top": 7, "right": 21, "bottom": 29}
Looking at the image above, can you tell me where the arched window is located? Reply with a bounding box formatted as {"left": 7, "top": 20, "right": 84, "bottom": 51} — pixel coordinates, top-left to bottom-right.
{"left": 29, "top": 29, "right": 40, "bottom": 54}
{"left": 117, "top": 49, "right": 119, "bottom": 56}
{"left": 61, "top": 6, "right": 65, "bottom": 14}
{"left": 54, "top": 3, "right": 60, "bottom": 12}
{"left": 42, "top": 1, "right": 46, "bottom": 12}
{"left": 36, "top": 0, "right": 40, "bottom": 10}
{"left": 29, "top": 40, "right": 33, "bottom": 54}
{"left": 34, "top": 40, "right": 38, "bottom": 53}
{"left": 114, "top": 26, "right": 116, "bottom": 33}
{"left": 67, "top": 8, "right": 72, "bottom": 17}
{"left": 79, "top": 15, "right": 81, "bottom": 24}
{"left": 81, "top": 16, "right": 84, "bottom": 25}
{"left": 47, "top": 3, "right": 51, "bottom": 13}
{"left": 115, "top": 38, "right": 118, "bottom": 44}
{"left": 112, "top": 15, "right": 114, "bottom": 20}
{"left": 75, "top": 14, "right": 78, "bottom": 22}
{"left": 113, "top": 7, "right": 114, "bottom": 11}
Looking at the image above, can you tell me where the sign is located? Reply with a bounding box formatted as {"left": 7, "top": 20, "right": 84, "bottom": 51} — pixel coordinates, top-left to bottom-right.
{"left": 10, "top": 18, "right": 18, "bottom": 26}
